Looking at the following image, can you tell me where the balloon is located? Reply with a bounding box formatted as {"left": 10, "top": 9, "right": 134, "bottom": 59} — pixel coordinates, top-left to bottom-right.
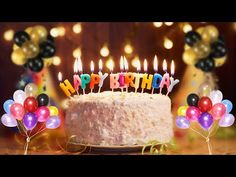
{"left": 186, "top": 106, "right": 201, "bottom": 121}
{"left": 214, "top": 56, "right": 227, "bottom": 67}
{"left": 182, "top": 48, "right": 198, "bottom": 65}
{"left": 198, "top": 112, "right": 213, "bottom": 130}
{"left": 209, "top": 90, "right": 223, "bottom": 105}
{"left": 43, "top": 58, "right": 53, "bottom": 67}
{"left": 210, "top": 41, "right": 227, "bottom": 58}
{"left": 30, "top": 25, "right": 48, "bottom": 43}
{"left": 1, "top": 114, "right": 18, "bottom": 127}
{"left": 37, "top": 93, "right": 49, "bottom": 106}
{"left": 195, "top": 57, "right": 215, "bottom": 72}
{"left": 13, "top": 31, "right": 30, "bottom": 47}
{"left": 211, "top": 103, "right": 226, "bottom": 120}
{"left": 46, "top": 35, "right": 54, "bottom": 43}
{"left": 27, "top": 57, "right": 44, "bottom": 72}
{"left": 39, "top": 41, "right": 56, "bottom": 58}
{"left": 13, "top": 90, "right": 26, "bottom": 105}
{"left": 3, "top": 99, "right": 14, "bottom": 114}
{"left": 16, "top": 74, "right": 33, "bottom": 90}
{"left": 177, "top": 106, "right": 188, "bottom": 116}
{"left": 176, "top": 116, "right": 190, "bottom": 129}
{"left": 35, "top": 106, "right": 50, "bottom": 122}
{"left": 24, "top": 83, "right": 38, "bottom": 97}
{"left": 13, "top": 44, "right": 19, "bottom": 50}
{"left": 198, "top": 97, "right": 212, "bottom": 112}
{"left": 204, "top": 25, "right": 219, "bottom": 42}
{"left": 10, "top": 103, "right": 25, "bottom": 120}
{"left": 219, "top": 114, "right": 235, "bottom": 127}
{"left": 185, "top": 31, "right": 201, "bottom": 47}
{"left": 192, "top": 41, "right": 211, "bottom": 59}
{"left": 24, "top": 97, "right": 38, "bottom": 112}
{"left": 198, "top": 81, "right": 212, "bottom": 97}
{"left": 21, "top": 41, "right": 39, "bottom": 58}
{"left": 22, "top": 113, "right": 38, "bottom": 130}
{"left": 25, "top": 27, "right": 33, "bottom": 34}
{"left": 49, "top": 106, "right": 59, "bottom": 116}
{"left": 221, "top": 99, "right": 233, "bottom": 113}
{"left": 11, "top": 48, "right": 27, "bottom": 65}
{"left": 46, "top": 116, "right": 61, "bottom": 129}
{"left": 187, "top": 93, "right": 199, "bottom": 107}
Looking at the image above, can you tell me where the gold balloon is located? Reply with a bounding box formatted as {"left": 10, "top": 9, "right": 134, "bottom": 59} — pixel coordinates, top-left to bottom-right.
{"left": 49, "top": 106, "right": 59, "bottom": 116}
{"left": 198, "top": 81, "right": 212, "bottom": 97}
{"left": 196, "top": 27, "right": 205, "bottom": 35}
{"left": 214, "top": 56, "right": 227, "bottom": 67}
{"left": 11, "top": 48, "right": 27, "bottom": 65}
{"left": 30, "top": 25, "right": 48, "bottom": 43}
{"left": 192, "top": 41, "right": 211, "bottom": 59}
{"left": 25, "top": 27, "right": 33, "bottom": 34}
{"left": 177, "top": 106, "right": 188, "bottom": 116}
{"left": 183, "top": 48, "right": 198, "bottom": 65}
{"left": 21, "top": 41, "right": 39, "bottom": 58}
{"left": 43, "top": 58, "right": 53, "bottom": 67}
{"left": 184, "top": 44, "right": 190, "bottom": 50}
{"left": 13, "top": 44, "right": 19, "bottom": 50}
{"left": 205, "top": 25, "right": 219, "bottom": 42}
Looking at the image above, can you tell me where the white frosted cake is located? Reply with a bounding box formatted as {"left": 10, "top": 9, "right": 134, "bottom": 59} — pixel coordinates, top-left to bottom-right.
{"left": 64, "top": 91, "right": 173, "bottom": 146}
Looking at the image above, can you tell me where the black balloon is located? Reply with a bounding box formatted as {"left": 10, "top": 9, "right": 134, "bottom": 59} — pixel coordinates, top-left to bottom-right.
{"left": 185, "top": 31, "right": 201, "bottom": 47}
{"left": 195, "top": 57, "right": 215, "bottom": 72}
{"left": 46, "top": 35, "right": 54, "bottom": 43}
{"left": 37, "top": 93, "right": 49, "bottom": 106}
{"left": 27, "top": 57, "right": 44, "bottom": 72}
{"left": 217, "top": 36, "right": 225, "bottom": 45}
{"left": 187, "top": 93, "right": 199, "bottom": 107}
{"left": 39, "top": 41, "right": 56, "bottom": 58}
{"left": 13, "top": 31, "right": 30, "bottom": 47}
{"left": 210, "top": 41, "right": 227, "bottom": 58}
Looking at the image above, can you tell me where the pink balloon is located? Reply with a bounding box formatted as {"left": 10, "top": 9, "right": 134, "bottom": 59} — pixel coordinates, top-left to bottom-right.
{"left": 211, "top": 103, "right": 226, "bottom": 120}
{"left": 35, "top": 106, "right": 50, "bottom": 122}
{"left": 186, "top": 106, "right": 201, "bottom": 121}
{"left": 10, "top": 103, "right": 25, "bottom": 120}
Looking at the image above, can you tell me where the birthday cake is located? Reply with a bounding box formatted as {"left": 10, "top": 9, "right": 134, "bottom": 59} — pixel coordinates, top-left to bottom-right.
{"left": 64, "top": 91, "right": 173, "bottom": 146}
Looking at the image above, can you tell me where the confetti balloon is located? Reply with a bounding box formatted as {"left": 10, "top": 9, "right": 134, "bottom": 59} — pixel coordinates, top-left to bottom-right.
{"left": 46, "top": 116, "right": 61, "bottom": 129}
{"left": 48, "top": 106, "right": 59, "bottom": 116}
{"left": 176, "top": 116, "right": 190, "bottom": 129}
{"left": 219, "top": 114, "right": 235, "bottom": 127}
{"left": 209, "top": 90, "right": 223, "bottom": 105}
{"left": 186, "top": 106, "right": 201, "bottom": 121}
{"left": 24, "top": 83, "right": 38, "bottom": 97}
{"left": 198, "top": 97, "right": 212, "bottom": 112}
{"left": 221, "top": 99, "right": 233, "bottom": 113}
{"left": 198, "top": 112, "right": 213, "bottom": 130}
{"left": 211, "top": 103, "right": 226, "bottom": 120}
{"left": 177, "top": 106, "right": 188, "bottom": 116}
{"left": 1, "top": 114, "right": 18, "bottom": 127}
{"left": 198, "top": 81, "right": 212, "bottom": 97}
{"left": 35, "top": 106, "right": 50, "bottom": 122}
{"left": 23, "top": 112, "right": 38, "bottom": 130}
{"left": 13, "top": 90, "right": 26, "bottom": 105}
{"left": 10, "top": 103, "right": 25, "bottom": 120}
{"left": 3, "top": 99, "right": 14, "bottom": 114}
{"left": 23, "top": 97, "right": 38, "bottom": 112}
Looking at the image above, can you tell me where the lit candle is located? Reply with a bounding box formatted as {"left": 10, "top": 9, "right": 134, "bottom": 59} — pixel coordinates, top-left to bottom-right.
{"left": 90, "top": 60, "right": 100, "bottom": 93}
{"left": 167, "top": 60, "right": 179, "bottom": 95}
{"left": 159, "top": 59, "right": 170, "bottom": 94}
{"left": 73, "top": 58, "right": 81, "bottom": 95}
{"left": 134, "top": 59, "right": 142, "bottom": 93}
{"left": 78, "top": 57, "right": 90, "bottom": 94}
{"left": 58, "top": 72, "right": 75, "bottom": 97}
{"left": 119, "top": 56, "right": 125, "bottom": 92}
{"left": 108, "top": 59, "right": 119, "bottom": 92}
{"left": 124, "top": 56, "right": 129, "bottom": 92}
{"left": 152, "top": 55, "right": 163, "bottom": 94}
{"left": 141, "top": 59, "right": 153, "bottom": 93}
{"left": 98, "top": 59, "right": 108, "bottom": 93}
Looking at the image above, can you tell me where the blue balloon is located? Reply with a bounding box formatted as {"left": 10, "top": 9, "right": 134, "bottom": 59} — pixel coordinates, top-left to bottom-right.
{"left": 3, "top": 99, "right": 14, "bottom": 114}
{"left": 222, "top": 99, "right": 233, "bottom": 113}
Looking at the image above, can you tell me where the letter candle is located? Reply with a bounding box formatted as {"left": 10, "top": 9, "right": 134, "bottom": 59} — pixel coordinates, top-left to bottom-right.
{"left": 119, "top": 56, "right": 125, "bottom": 93}
{"left": 90, "top": 60, "right": 101, "bottom": 93}
{"left": 167, "top": 60, "right": 179, "bottom": 95}
{"left": 77, "top": 57, "right": 86, "bottom": 95}
{"left": 73, "top": 58, "right": 81, "bottom": 95}
{"left": 134, "top": 59, "right": 142, "bottom": 93}
{"left": 141, "top": 59, "right": 153, "bottom": 93}
{"left": 159, "top": 59, "right": 170, "bottom": 94}
{"left": 98, "top": 59, "right": 108, "bottom": 93}
{"left": 123, "top": 56, "right": 129, "bottom": 93}
{"left": 151, "top": 55, "right": 158, "bottom": 94}
{"left": 58, "top": 72, "right": 75, "bottom": 98}
{"left": 108, "top": 59, "right": 119, "bottom": 92}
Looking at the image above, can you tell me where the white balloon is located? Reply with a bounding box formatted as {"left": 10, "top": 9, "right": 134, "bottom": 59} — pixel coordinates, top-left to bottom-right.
{"left": 209, "top": 90, "right": 223, "bottom": 105}
{"left": 1, "top": 114, "right": 18, "bottom": 127}
{"left": 13, "top": 90, "right": 26, "bottom": 105}
{"left": 24, "top": 83, "right": 38, "bottom": 97}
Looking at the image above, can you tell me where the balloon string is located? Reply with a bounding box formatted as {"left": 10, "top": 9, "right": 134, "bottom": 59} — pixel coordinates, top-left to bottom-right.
{"left": 30, "top": 127, "right": 47, "bottom": 140}
{"left": 190, "top": 128, "right": 207, "bottom": 139}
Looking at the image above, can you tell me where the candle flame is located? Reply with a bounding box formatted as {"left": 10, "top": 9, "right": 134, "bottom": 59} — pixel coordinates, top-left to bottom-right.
{"left": 77, "top": 57, "right": 83, "bottom": 73}
{"left": 137, "top": 59, "right": 141, "bottom": 72}
{"left": 73, "top": 58, "right": 78, "bottom": 73}
{"left": 58, "top": 72, "right": 62, "bottom": 82}
{"left": 106, "top": 59, "right": 114, "bottom": 72}
{"left": 124, "top": 56, "right": 129, "bottom": 71}
{"left": 171, "top": 60, "right": 175, "bottom": 75}
{"left": 90, "top": 60, "right": 94, "bottom": 73}
{"left": 99, "top": 59, "right": 103, "bottom": 71}
{"left": 120, "top": 56, "right": 124, "bottom": 71}
{"left": 144, "top": 59, "right": 148, "bottom": 73}
{"left": 163, "top": 59, "right": 167, "bottom": 72}
{"left": 153, "top": 55, "right": 158, "bottom": 72}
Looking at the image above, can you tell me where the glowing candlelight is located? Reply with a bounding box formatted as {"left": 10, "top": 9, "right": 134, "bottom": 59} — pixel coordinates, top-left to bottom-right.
{"left": 119, "top": 56, "right": 125, "bottom": 92}
{"left": 90, "top": 60, "right": 98, "bottom": 93}
{"left": 77, "top": 56, "right": 83, "bottom": 74}
{"left": 120, "top": 56, "right": 124, "bottom": 72}
{"left": 160, "top": 59, "right": 170, "bottom": 94}
{"left": 58, "top": 72, "right": 75, "bottom": 98}
{"left": 106, "top": 59, "right": 114, "bottom": 74}
{"left": 124, "top": 56, "right": 128, "bottom": 72}
{"left": 163, "top": 59, "right": 167, "bottom": 72}
{"left": 171, "top": 60, "right": 175, "bottom": 76}
{"left": 141, "top": 59, "right": 148, "bottom": 93}
{"left": 134, "top": 59, "right": 142, "bottom": 93}
{"left": 152, "top": 55, "right": 158, "bottom": 94}
{"left": 73, "top": 58, "right": 81, "bottom": 95}
{"left": 107, "top": 59, "right": 118, "bottom": 92}
{"left": 99, "top": 59, "right": 103, "bottom": 72}
{"left": 167, "top": 60, "right": 179, "bottom": 95}
{"left": 91, "top": 60, "right": 94, "bottom": 74}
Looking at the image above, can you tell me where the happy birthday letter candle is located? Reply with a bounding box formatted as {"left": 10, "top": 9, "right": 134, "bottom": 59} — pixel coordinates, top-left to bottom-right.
{"left": 134, "top": 59, "right": 143, "bottom": 93}
{"left": 141, "top": 59, "right": 153, "bottom": 92}
{"left": 108, "top": 59, "right": 119, "bottom": 91}
{"left": 160, "top": 59, "right": 170, "bottom": 94}
{"left": 123, "top": 56, "right": 129, "bottom": 92}
{"left": 58, "top": 72, "right": 75, "bottom": 97}
{"left": 98, "top": 59, "right": 108, "bottom": 93}
{"left": 90, "top": 61, "right": 101, "bottom": 93}
{"left": 73, "top": 58, "right": 81, "bottom": 94}
{"left": 167, "top": 60, "right": 179, "bottom": 95}
{"left": 151, "top": 55, "right": 162, "bottom": 94}
{"left": 119, "top": 56, "right": 125, "bottom": 91}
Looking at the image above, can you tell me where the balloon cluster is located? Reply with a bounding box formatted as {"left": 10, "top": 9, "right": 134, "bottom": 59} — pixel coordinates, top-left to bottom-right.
{"left": 176, "top": 90, "right": 234, "bottom": 130}
{"left": 183, "top": 25, "right": 227, "bottom": 72}
{"left": 11, "top": 25, "right": 56, "bottom": 73}
{"left": 1, "top": 83, "right": 61, "bottom": 131}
